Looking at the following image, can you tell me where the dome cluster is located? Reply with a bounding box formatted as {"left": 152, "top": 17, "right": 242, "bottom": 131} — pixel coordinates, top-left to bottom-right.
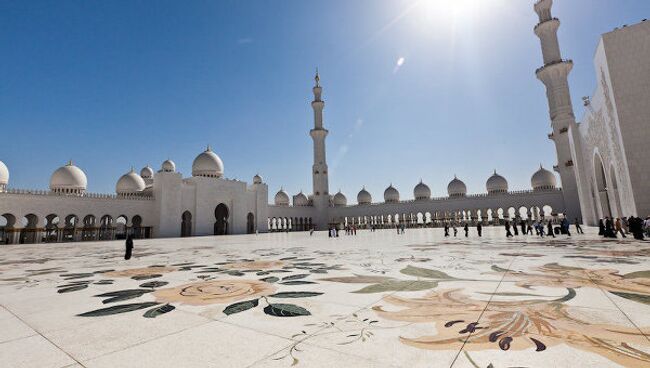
{"left": 270, "top": 167, "right": 555, "bottom": 207}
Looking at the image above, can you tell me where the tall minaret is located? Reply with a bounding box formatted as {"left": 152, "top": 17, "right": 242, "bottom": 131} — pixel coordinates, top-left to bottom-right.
{"left": 533, "top": 0, "right": 583, "bottom": 220}
{"left": 310, "top": 70, "right": 330, "bottom": 229}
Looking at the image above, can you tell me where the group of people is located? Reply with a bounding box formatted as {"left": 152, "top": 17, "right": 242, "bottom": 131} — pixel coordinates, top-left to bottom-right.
{"left": 598, "top": 216, "right": 649, "bottom": 240}
{"left": 328, "top": 225, "right": 359, "bottom": 237}
{"left": 505, "top": 217, "right": 577, "bottom": 238}
{"left": 443, "top": 222, "right": 483, "bottom": 237}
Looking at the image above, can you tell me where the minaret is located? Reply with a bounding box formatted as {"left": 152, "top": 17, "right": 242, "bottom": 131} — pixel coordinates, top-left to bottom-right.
{"left": 310, "top": 70, "right": 330, "bottom": 229}
{"left": 533, "top": 0, "right": 583, "bottom": 220}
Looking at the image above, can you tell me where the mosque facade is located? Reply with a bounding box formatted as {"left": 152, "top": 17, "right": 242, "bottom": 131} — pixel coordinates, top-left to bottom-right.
{"left": 0, "top": 0, "right": 648, "bottom": 244}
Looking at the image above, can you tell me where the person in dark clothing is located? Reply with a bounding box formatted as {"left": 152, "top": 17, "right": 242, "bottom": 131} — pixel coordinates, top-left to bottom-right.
{"left": 513, "top": 222, "right": 519, "bottom": 236}
{"left": 464, "top": 223, "right": 469, "bottom": 237}
{"left": 604, "top": 217, "right": 615, "bottom": 238}
{"left": 546, "top": 221, "right": 555, "bottom": 238}
{"left": 575, "top": 218, "right": 584, "bottom": 234}
{"left": 505, "top": 221, "right": 513, "bottom": 237}
{"left": 598, "top": 219, "right": 605, "bottom": 236}
{"left": 520, "top": 220, "right": 526, "bottom": 236}
{"left": 124, "top": 235, "right": 134, "bottom": 260}
{"left": 453, "top": 225, "right": 458, "bottom": 237}
{"left": 629, "top": 216, "right": 645, "bottom": 240}
{"left": 477, "top": 223, "right": 482, "bottom": 237}
{"left": 444, "top": 224, "right": 450, "bottom": 237}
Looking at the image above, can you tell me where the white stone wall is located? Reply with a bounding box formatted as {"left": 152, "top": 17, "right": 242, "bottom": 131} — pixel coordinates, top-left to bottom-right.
{"left": 577, "top": 21, "right": 649, "bottom": 223}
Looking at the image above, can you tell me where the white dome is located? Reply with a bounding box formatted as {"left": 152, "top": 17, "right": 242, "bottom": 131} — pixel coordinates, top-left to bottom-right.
{"left": 413, "top": 180, "right": 431, "bottom": 200}
{"left": 531, "top": 165, "right": 557, "bottom": 191}
{"left": 274, "top": 188, "right": 290, "bottom": 206}
{"left": 192, "top": 146, "right": 224, "bottom": 178}
{"left": 253, "top": 174, "right": 263, "bottom": 184}
{"left": 0, "top": 160, "right": 8, "bottom": 185}
{"left": 293, "top": 191, "right": 308, "bottom": 206}
{"left": 116, "top": 169, "right": 146, "bottom": 195}
{"left": 486, "top": 170, "right": 508, "bottom": 194}
{"left": 384, "top": 184, "right": 400, "bottom": 203}
{"left": 161, "top": 159, "right": 176, "bottom": 172}
{"left": 140, "top": 165, "right": 154, "bottom": 179}
{"left": 333, "top": 190, "right": 347, "bottom": 206}
{"left": 50, "top": 161, "right": 87, "bottom": 194}
{"left": 447, "top": 176, "right": 467, "bottom": 197}
{"left": 357, "top": 187, "right": 372, "bottom": 205}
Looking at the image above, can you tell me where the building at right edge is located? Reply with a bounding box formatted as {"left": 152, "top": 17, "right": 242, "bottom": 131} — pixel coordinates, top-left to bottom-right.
{"left": 534, "top": 0, "right": 650, "bottom": 225}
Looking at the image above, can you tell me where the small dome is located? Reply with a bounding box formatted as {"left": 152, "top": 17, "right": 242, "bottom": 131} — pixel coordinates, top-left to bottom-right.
{"left": 161, "top": 159, "right": 176, "bottom": 172}
{"left": 0, "top": 160, "right": 8, "bottom": 186}
{"left": 192, "top": 146, "right": 224, "bottom": 178}
{"left": 333, "top": 190, "right": 347, "bottom": 206}
{"left": 357, "top": 187, "right": 372, "bottom": 205}
{"left": 253, "top": 174, "right": 263, "bottom": 184}
{"left": 384, "top": 184, "right": 400, "bottom": 203}
{"left": 140, "top": 165, "right": 154, "bottom": 179}
{"left": 116, "top": 168, "right": 146, "bottom": 195}
{"left": 274, "top": 188, "right": 290, "bottom": 206}
{"left": 447, "top": 176, "right": 467, "bottom": 197}
{"left": 293, "top": 191, "right": 308, "bottom": 206}
{"left": 486, "top": 170, "right": 508, "bottom": 194}
{"left": 413, "top": 180, "right": 431, "bottom": 200}
{"left": 531, "top": 165, "right": 557, "bottom": 191}
{"left": 50, "top": 161, "right": 88, "bottom": 194}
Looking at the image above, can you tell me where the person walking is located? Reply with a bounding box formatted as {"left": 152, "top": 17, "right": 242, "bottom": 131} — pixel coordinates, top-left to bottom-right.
{"left": 561, "top": 217, "right": 571, "bottom": 236}
{"left": 505, "top": 221, "right": 513, "bottom": 238}
{"left": 124, "top": 235, "right": 134, "bottom": 260}
{"left": 453, "top": 225, "right": 458, "bottom": 237}
{"left": 520, "top": 220, "right": 526, "bottom": 236}
{"left": 464, "top": 223, "right": 469, "bottom": 237}
{"left": 604, "top": 217, "right": 615, "bottom": 238}
{"left": 598, "top": 219, "right": 605, "bottom": 236}
{"left": 546, "top": 221, "right": 555, "bottom": 238}
{"left": 513, "top": 222, "right": 519, "bottom": 236}
{"left": 444, "top": 223, "right": 450, "bottom": 237}
{"left": 574, "top": 218, "right": 583, "bottom": 234}
{"left": 477, "top": 223, "right": 482, "bottom": 237}
{"left": 614, "top": 218, "right": 626, "bottom": 238}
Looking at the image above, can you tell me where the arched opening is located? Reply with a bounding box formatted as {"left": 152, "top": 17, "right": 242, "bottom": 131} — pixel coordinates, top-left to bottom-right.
{"left": 19, "top": 214, "right": 39, "bottom": 244}
{"left": 181, "top": 211, "right": 192, "bottom": 237}
{"left": 82, "top": 215, "right": 97, "bottom": 241}
{"left": 132, "top": 215, "right": 143, "bottom": 238}
{"left": 115, "top": 215, "right": 128, "bottom": 240}
{"left": 1, "top": 214, "right": 16, "bottom": 244}
{"left": 63, "top": 215, "right": 78, "bottom": 242}
{"left": 247, "top": 212, "right": 255, "bottom": 234}
{"left": 609, "top": 165, "right": 623, "bottom": 218}
{"left": 44, "top": 214, "right": 60, "bottom": 243}
{"left": 214, "top": 204, "right": 229, "bottom": 235}
{"left": 99, "top": 215, "right": 113, "bottom": 240}
{"left": 594, "top": 154, "right": 611, "bottom": 219}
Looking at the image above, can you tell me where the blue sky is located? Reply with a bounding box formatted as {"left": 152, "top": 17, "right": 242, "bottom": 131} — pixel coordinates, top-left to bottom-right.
{"left": 0, "top": 0, "right": 647, "bottom": 200}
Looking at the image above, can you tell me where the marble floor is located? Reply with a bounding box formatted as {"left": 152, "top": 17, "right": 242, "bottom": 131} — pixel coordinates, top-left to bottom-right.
{"left": 1, "top": 227, "right": 649, "bottom": 368}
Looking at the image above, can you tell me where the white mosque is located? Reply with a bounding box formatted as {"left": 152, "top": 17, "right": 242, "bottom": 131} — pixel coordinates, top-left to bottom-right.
{"left": 0, "top": 0, "right": 648, "bottom": 244}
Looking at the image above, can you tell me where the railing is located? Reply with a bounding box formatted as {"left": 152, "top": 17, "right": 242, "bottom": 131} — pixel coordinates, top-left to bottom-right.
{"left": 535, "top": 59, "right": 573, "bottom": 74}
{"left": 0, "top": 188, "right": 155, "bottom": 200}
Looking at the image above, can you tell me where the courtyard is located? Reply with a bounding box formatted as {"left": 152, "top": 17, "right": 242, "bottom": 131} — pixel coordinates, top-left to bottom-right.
{"left": 1, "top": 227, "right": 649, "bottom": 368}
